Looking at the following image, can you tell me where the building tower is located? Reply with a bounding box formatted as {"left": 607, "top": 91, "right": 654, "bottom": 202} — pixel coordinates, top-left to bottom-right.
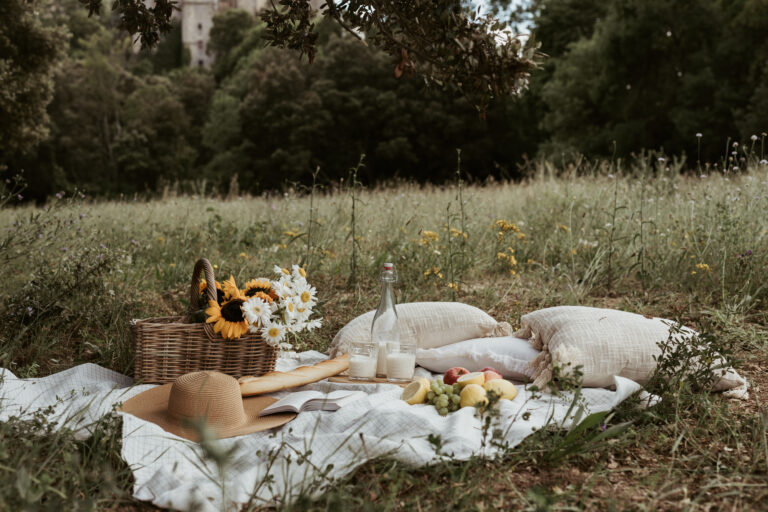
{"left": 181, "top": 0, "right": 319, "bottom": 68}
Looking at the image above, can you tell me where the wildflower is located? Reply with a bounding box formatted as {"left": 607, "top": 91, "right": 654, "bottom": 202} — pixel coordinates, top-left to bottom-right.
{"left": 261, "top": 323, "right": 287, "bottom": 347}
{"left": 696, "top": 133, "right": 703, "bottom": 138}
{"left": 447, "top": 282, "right": 458, "bottom": 291}
{"left": 658, "top": 157, "right": 666, "bottom": 163}
{"left": 100, "top": 243, "right": 106, "bottom": 249}
{"left": 751, "top": 135, "right": 758, "bottom": 141}
{"left": 243, "top": 279, "right": 277, "bottom": 302}
{"left": 55, "top": 192, "right": 63, "bottom": 199}
{"left": 17, "top": 194, "right": 22, "bottom": 200}
{"left": 27, "top": 307, "right": 34, "bottom": 317}
{"left": 419, "top": 230, "right": 439, "bottom": 245}
{"left": 733, "top": 166, "right": 739, "bottom": 172}
{"left": 626, "top": 84, "right": 631, "bottom": 90}
{"left": 732, "top": 142, "right": 739, "bottom": 147}
{"left": 450, "top": 227, "right": 468, "bottom": 239}
{"left": 283, "top": 230, "right": 299, "bottom": 238}
{"left": 607, "top": 174, "right": 614, "bottom": 179}
{"left": 695, "top": 263, "right": 711, "bottom": 273}
{"left": 79, "top": 213, "right": 86, "bottom": 219}
{"left": 239, "top": 252, "right": 248, "bottom": 259}
{"left": 700, "top": 175, "right": 707, "bottom": 179}
{"left": 760, "top": 160, "right": 768, "bottom": 165}
{"left": 205, "top": 298, "right": 249, "bottom": 339}
{"left": 169, "top": 263, "right": 175, "bottom": 268}
{"left": 557, "top": 224, "right": 569, "bottom": 232}
{"left": 666, "top": 30, "right": 672, "bottom": 37}
{"left": 243, "top": 297, "right": 272, "bottom": 330}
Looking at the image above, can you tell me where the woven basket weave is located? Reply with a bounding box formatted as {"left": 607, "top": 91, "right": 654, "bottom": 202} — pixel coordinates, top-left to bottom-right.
{"left": 132, "top": 258, "right": 278, "bottom": 383}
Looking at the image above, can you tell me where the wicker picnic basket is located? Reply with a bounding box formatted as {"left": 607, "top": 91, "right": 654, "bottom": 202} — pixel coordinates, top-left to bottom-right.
{"left": 132, "top": 258, "right": 278, "bottom": 383}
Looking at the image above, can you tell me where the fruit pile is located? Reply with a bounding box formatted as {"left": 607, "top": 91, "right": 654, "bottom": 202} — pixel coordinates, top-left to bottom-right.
{"left": 400, "top": 366, "right": 518, "bottom": 415}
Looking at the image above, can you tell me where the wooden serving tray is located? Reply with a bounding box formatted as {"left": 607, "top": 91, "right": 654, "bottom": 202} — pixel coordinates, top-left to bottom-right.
{"left": 328, "top": 375, "right": 409, "bottom": 387}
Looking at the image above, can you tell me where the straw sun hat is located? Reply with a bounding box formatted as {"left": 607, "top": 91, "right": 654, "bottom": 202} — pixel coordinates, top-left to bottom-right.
{"left": 120, "top": 371, "right": 296, "bottom": 441}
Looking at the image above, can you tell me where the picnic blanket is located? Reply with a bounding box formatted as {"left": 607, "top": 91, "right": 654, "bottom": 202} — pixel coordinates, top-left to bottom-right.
{"left": 0, "top": 352, "right": 651, "bottom": 511}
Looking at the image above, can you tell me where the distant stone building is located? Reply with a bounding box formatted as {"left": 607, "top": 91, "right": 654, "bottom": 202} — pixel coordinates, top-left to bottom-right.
{"left": 180, "top": 0, "right": 320, "bottom": 68}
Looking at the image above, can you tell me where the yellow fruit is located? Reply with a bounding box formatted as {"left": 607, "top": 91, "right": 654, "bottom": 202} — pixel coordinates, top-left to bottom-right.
{"left": 456, "top": 372, "right": 485, "bottom": 388}
{"left": 483, "top": 379, "right": 518, "bottom": 401}
{"left": 459, "top": 384, "right": 488, "bottom": 408}
{"left": 401, "top": 377, "right": 430, "bottom": 405}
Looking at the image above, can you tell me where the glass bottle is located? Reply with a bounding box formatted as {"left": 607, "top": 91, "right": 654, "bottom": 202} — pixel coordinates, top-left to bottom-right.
{"left": 371, "top": 262, "right": 399, "bottom": 377}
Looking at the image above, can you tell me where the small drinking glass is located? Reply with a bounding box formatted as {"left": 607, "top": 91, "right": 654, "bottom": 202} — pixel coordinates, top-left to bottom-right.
{"left": 348, "top": 342, "right": 378, "bottom": 381}
{"left": 385, "top": 342, "right": 416, "bottom": 383}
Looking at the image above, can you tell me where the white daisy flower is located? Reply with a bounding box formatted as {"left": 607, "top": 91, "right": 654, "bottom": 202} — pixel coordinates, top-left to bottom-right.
{"left": 274, "top": 265, "right": 291, "bottom": 277}
{"left": 282, "top": 300, "right": 298, "bottom": 322}
{"left": 306, "top": 319, "right": 322, "bottom": 331}
{"left": 291, "top": 264, "right": 307, "bottom": 280}
{"left": 242, "top": 297, "right": 272, "bottom": 331}
{"left": 261, "top": 323, "right": 286, "bottom": 347}
{"left": 295, "top": 304, "right": 312, "bottom": 322}
{"left": 295, "top": 284, "right": 317, "bottom": 308}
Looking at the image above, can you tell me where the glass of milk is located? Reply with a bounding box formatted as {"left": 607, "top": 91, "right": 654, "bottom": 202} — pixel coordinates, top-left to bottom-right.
{"left": 385, "top": 342, "right": 416, "bottom": 383}
{"left": 348, "top": 342, "right": 378, "bottom": 380}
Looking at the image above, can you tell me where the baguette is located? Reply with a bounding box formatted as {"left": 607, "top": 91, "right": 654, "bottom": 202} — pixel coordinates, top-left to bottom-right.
{"left": 238, "top": 354, "right": 350, "bottom": 396}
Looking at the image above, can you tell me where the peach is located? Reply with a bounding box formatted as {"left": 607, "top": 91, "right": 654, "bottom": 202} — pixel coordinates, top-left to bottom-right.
{"left": 443, "top": 367, "right": 469, "bottom": 385}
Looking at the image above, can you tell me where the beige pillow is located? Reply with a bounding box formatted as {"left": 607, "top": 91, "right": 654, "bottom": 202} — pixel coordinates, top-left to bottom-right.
{"left": 329, "top": 302, "right": 512, "bottom": 357}
{"left": 515, "top": 306, "right": 748, "bottom": 398}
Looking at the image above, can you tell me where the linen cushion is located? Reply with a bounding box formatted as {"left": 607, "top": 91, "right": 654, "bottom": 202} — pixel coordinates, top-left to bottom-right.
{"left": 328, "top": 302, "right": 512, "bottom": 357}
{"left": 516, "top": 306, "right": 748, "bottom": 398}
{"left": 415, "top": 336, "right": 539, "bottom": 381}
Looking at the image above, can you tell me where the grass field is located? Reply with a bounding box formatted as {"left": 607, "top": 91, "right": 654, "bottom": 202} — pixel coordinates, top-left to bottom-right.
{"left": 1, "top": 159, "right": 767, "bottom": 510}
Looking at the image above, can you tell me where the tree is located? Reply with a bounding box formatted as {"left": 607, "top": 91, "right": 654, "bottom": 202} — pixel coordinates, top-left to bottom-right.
{"left": 540, "top": 0, "right": 735, "bottom": 159}
{"left": 83, "top": 0, "right": 542, "bottom": 112}
{"left": 0, "top": 0, "right": 63, "bottom": 160}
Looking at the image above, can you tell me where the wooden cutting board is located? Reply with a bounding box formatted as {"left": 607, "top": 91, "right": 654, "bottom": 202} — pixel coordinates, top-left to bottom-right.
{"left": 328, "top": 374, "right": 409, "bottom": 387}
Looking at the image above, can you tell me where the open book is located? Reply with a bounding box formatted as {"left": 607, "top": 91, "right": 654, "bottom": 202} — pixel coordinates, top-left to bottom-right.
{"left": 259, "top": 390, "right": 366, "bottom": 416}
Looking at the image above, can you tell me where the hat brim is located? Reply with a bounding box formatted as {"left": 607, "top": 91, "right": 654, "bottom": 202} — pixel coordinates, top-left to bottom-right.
{"left": 119, "top": 384, "right": 296, "bottom": 442}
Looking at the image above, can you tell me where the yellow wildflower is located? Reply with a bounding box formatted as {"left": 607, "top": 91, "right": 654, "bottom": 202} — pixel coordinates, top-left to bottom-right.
{"left": 695, "top": 263, "right": 711, "bottom": 273}
{"left": 450, "top": 227, "right": 468, "bottom": 239}
{"left": 557, "top": 224, "right": 569, "bottom": 232}
{"left": 419, "top": 230, "right": 439, "bottom": 245}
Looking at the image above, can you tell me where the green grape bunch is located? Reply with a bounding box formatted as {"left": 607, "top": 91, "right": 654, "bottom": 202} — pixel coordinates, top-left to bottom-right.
{"left": 426, "top": 379, "right": 462, "bottom": 416}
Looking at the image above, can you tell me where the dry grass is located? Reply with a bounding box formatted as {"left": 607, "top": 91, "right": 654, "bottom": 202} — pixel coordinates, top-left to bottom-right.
{"left": 1, "top": 160, "right": 766, "bottom": 510}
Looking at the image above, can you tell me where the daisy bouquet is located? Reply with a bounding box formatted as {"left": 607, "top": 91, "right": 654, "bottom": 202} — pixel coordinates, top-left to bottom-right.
{"left": 201, "top": 264, "right": 321, "bottom": 349}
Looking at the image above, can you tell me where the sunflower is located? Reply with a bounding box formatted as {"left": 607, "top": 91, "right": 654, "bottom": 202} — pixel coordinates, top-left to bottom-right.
{"left": 199, "top": 280, "right": 226, "bottom": 305}
{"left": 221, "top": 275, "right": 241, "bottom": 301}
{"left": 205, "top": 297, "right": 249, "bottom": 340}
{"left": 243, "top": 279, "right": 278, "bottom": 302}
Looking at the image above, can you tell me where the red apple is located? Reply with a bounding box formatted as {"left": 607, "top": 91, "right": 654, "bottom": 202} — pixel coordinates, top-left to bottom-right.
{"left": 443, "top": 367, "right": 470, "bottom": 385}
{"left": 481, "top": 366, "right": 500, "bottom": 373}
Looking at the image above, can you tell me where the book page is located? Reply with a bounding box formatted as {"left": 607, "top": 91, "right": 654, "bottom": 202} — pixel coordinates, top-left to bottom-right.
{"left": 259, "top": 390, "right": 324, "bottom": 415}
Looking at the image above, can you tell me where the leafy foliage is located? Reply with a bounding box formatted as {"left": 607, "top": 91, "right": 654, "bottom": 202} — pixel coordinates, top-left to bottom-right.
{"left": 84, "top": 0, "right": 541, "bottom": 112}
{"left": 0, "top": 0, "right": 63, "bottom": 158}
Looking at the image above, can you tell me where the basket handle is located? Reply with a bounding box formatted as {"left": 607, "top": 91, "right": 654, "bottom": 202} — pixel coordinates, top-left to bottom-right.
{"left": 190, "top": 258, "right": 217, "bottom": 311}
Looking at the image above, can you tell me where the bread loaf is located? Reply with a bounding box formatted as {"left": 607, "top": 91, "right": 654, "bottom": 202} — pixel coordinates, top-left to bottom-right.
{"left": 239, "top": 354, "right": 350, "bottom": 396}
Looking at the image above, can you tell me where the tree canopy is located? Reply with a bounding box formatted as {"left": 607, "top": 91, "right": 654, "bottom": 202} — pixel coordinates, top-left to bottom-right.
{"left": 83, "top": 0, "right": 541, "bottom": 112}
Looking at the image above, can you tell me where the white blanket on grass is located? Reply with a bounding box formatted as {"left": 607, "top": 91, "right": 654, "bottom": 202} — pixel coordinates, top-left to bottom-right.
{"left": 0, "top": 352, "right": 651, "bottom": 511}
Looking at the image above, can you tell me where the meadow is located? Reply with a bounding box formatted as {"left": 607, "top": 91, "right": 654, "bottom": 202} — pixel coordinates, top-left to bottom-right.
{"left": 1, "top": 157, "right": 767, "bottom": 510}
